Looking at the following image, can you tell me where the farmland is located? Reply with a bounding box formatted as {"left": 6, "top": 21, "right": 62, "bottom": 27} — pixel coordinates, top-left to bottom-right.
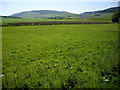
{"left": 2, "top": 24, "right": 119, "bottom": 88}
{"left": 78, "top": 16, "right": 112, "bottom": 22}
{"left": 1, "top": 16, "right": 112, "bottom": 25}
{"left": 1, "top": 17, "right": 79, "bottom": 24}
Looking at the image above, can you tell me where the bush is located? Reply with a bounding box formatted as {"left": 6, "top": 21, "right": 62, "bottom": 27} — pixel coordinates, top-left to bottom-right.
{"left": 112, "top": 10, "right": 120, "bottom": 23}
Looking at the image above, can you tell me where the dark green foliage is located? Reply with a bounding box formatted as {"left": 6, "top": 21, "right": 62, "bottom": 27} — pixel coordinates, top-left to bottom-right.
{"left": 112, "top": 10, "right": 120, "bottom": 23}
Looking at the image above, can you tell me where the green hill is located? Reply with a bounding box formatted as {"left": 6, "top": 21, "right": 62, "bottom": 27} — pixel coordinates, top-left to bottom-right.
{"left": 2, "top": 7, "right": 119, "bottom": 23}
{"left": 80, "top": 7, "right": 120, "bottom": 16}
{"left": 10, "top": 10, "right": 78, "bottom": 19}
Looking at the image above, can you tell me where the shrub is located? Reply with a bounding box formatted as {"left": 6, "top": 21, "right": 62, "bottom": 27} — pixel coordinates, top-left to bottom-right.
{"left": 112, "top": 10, "right": 120, "bottom": 23}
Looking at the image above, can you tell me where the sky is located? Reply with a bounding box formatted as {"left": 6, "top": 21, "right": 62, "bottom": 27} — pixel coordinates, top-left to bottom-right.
{"left": 0, "top": 0, "right": 119, "bottom": 16}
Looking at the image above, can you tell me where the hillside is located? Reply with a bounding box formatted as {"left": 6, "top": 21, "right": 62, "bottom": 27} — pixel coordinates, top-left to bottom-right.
{"left": 2, "top": 6, "right": 118, "bottom": 22}
{"left": 80, "top": 7, "right": 120, "bottom": 17}
{"left": 10, "top": 10, "right": 78, "bottom": 19}
{"left": 9, "top": 7, "right": 119, "bottom": 19}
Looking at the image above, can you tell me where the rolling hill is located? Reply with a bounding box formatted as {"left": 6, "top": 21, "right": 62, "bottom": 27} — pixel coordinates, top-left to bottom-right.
{"left": 79, "top": 7, "right": 120, "bottom": 16}
{"left": 10, "top": 10, "right": 78, "bottom": 19}
{"left": 1, "top": 6, "right": 118, "bottom": 24}
{"left": 9, "top": 7, "right": 119, "bottom": 19}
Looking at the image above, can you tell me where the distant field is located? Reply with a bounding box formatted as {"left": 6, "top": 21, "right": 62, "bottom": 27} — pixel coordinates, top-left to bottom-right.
{"left": 80, "top": 17, "right": 112, "bottom": 22}
{"left": 2, "top": 16, "right": 112, "bottom": 25}
{"left": 2, "top": 24, "right": 119, "bottom": 88}
{"left": 2, "top": 17, "right": 79, "bottom": 24}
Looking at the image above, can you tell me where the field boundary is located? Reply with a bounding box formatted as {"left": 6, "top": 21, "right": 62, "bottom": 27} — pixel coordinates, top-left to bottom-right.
{"left": 1, "top": 21, "right": 113, "bottom": 27}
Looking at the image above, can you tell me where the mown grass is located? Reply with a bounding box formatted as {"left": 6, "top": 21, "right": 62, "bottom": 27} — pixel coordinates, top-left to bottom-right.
{"left": 2, "top": 24, "right": 119, "bottom": 88}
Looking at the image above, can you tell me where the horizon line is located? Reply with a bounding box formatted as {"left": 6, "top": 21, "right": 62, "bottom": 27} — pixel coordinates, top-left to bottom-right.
{"left": 1, "top": 6, "right": 118, "bottom": 16}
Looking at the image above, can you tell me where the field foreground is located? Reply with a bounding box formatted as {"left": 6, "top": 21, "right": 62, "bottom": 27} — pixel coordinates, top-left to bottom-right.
{"left": 2, "top": 24, "right": 119, "bottom": 88}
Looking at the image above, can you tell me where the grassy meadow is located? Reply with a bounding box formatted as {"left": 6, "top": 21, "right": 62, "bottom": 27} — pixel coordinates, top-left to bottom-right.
{"left": 2, "top": 24, "right": 119, "bottom": 88}
{"left": 80, "top": 17, "right": 112, "bottom": 22}
{"left": 1, "top": 16, "right": 112, "bottom": 25}
{"left": 1, "top": 17, "right": 79, "bottom": 25}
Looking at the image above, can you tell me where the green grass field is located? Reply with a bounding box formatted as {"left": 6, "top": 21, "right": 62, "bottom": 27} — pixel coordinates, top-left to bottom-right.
{"left": 80, "top": 17, "right": 112, "bottom": 22}
{"left": 1, "top": 17, "right": 79, "bottom": 24}
{"left": 2, "top": 24, "right": 119, "bottom": 88}
{"left": 2, "top": 16, "right": 112, "bottom": 25}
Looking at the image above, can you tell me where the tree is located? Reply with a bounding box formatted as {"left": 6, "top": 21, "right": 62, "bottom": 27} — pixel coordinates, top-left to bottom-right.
{"left": 112, "top": 10, "right": 120, "bottom": 23}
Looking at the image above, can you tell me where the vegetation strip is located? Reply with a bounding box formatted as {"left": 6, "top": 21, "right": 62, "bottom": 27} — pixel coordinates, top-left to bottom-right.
{"left": 1, "top": 21, "right": 113, "bottom": 27}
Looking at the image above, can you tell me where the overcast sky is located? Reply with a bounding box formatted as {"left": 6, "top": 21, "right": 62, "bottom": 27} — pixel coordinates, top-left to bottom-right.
{"left": 0, "top": 0, "right": 119, "bottom": 16}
